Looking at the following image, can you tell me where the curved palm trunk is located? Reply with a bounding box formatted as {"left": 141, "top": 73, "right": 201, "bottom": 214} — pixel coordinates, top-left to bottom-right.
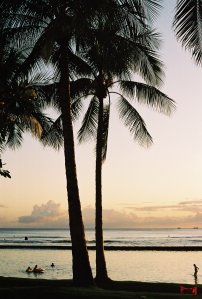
{"left": 59, "top": 44, "right": 94, "bottom": 286}
{"left": 95, "top": 94, "right": 109, "bottom": 283}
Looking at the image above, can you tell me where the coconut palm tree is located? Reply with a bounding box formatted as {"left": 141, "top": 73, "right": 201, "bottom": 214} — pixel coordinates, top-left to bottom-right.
{"left": 173, "top": 0, "right": 202, "bottom": 65}
{"left": 0, "top": 0, "right": 103, "bottom": 285}
{"left": 0, "top": 46, "right": 62, "bottom": 177}
{"left": 71, "top": 21, "right": 175, "bottom": 283}
{"left": 0, "top": 0, "right": 164, "bottom": 285}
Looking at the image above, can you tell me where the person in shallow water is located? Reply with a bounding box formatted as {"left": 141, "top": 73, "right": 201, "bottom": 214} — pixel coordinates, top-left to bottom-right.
{"left": 51, "top": 263, "right": 55, "bottom": 267}
{"left": 193, "top": 264, "right": 199, "bottom": 278}
{"left": 26, "top": 266, "right": 32, "bottom": 273}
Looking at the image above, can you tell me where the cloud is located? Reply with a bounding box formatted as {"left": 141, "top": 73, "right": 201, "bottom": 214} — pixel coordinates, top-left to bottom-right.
{"left": 179, "top": 200, "right": 202, "bottom": 205}
{"left": 18, "top": 200, "right": 67, "bottom": 227}
{"left": 82, "top": 206, "right": 139, "bottom": 228}
{"left": 126, "top": 205, "right": 179, "bottom": 211}
{"left": 17, "top": 201, "right": 202, "bottom": 229}
{"left": 124, "top": 199, "right": 202, "bottom": 214}
{"left": 0, "top": 204, "right": 6, "bottom": 208}
{"left": 83, "top": 206, "right": 202, "bottom": 228}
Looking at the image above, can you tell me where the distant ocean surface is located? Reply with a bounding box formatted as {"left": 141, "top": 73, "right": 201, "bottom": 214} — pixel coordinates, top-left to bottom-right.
{"left": 1, "top": 228, "right": 202, "bottom": 284}
{"left": 1, "top": 227, "right": 202, "bottom": 248}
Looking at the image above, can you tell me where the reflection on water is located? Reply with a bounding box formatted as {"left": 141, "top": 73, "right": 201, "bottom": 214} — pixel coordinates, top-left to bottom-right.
{"left": 0, "top": 249, "right": 201, "bottom": 284}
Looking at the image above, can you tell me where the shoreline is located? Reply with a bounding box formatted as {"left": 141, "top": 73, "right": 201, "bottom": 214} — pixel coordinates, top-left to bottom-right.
{"left": 1, "top": 245, "right": 202, "bottom": 251}
{"left": 0, "top": 276, "right": 201, "bottom": 299}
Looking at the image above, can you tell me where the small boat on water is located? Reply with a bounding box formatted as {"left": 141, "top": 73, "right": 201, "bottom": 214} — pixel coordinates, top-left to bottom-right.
{"left": 32, "top": 265, "right": 44, "bottom": 273}
{"left": 33, "top": 268, "right": 44, "bottom": 273}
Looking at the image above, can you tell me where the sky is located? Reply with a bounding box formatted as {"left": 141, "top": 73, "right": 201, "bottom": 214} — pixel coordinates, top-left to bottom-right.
{"left": 1, "top": 1, "right": 202, "bottom": 229}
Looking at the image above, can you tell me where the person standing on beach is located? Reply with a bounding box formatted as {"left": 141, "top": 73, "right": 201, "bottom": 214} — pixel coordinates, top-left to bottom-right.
{"left": 193, "top": 264, "right": 199, "bottom": 278}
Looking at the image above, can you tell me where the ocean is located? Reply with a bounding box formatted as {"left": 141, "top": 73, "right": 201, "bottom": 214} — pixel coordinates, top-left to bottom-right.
{"left": 1, "top": 227, "right": 202, "bottom": 248}
{"left": 0, "top": 228, "right": 202, "bottom": 284}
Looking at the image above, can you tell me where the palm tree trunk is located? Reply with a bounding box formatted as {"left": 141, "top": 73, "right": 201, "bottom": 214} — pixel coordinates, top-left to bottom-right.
{"left": 59, "top": 44, "right": 94, "bottom": 286}
{"left": 95, "top": 94, "right": 109, "bottom": 283}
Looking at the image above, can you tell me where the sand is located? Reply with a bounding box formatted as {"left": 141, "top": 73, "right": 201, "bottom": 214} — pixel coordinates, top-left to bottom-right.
{"left": 0, "top": 276, "right": 201, "bottom": 299}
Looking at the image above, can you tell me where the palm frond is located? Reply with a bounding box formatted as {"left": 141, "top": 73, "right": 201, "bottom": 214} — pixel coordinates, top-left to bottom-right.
{"left": 0, "top": 168, "right": 11, "bottom": 178}
{"left": 0, "top": 156, "right": 11, "bottom": 179}
{"left": 117, "top": 95, "right": 153, "bottom": 147}
{"left": 26, "top": 60, "right": 58, "bottom": 86}
{"left": 71, "top": 97, "right": 84, "bottom": 122}
{"left": 41, "top": 115, "right": 63, "bottom": 150}
{"left": 78, "top": 96, "right": 99, "bottom": 143}
{"left": 71, "top": 78, "right": 94, "bottom": 121}
{"left": 37, "top": 82, "right": 60, "bottom": 110}
{"left": 173, "top": 0, "right": 202, "bottom": 65}
{"left": 119, "top": 81, "right": 176, "bottom": 116}
{"left": 68, "top": 48, "right": 95, "bottom": 79}
{"left": 11, "top": 22, "right": 56, "bottom": 79}
{"left": 124, "top": 28, "right": 164, "bottom": 86}
{"left": 132, "top": 45, "right": 163, "bottom": 86}
{"left": 6, "top": 125, "right": 23, "bottom": 149}
{"left": 71, "top": 78, "right": 94, "bottom": 100}
{"left": 141, "top": 0, "right": 162, "bottom": 22}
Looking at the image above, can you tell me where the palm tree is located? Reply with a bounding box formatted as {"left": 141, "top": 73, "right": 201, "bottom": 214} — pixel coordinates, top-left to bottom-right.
{"left": 0, "top": 0, "right": 103, "bottom": 285}
{"left": 72, "top": 20, "right": 175, "bottom": 283}
{"left": 0, "top": 0, "right": 165, "bottom": 285}
{"left": 0, "top": 47, "right": 62, "bottom": 177}
{"left": 173, "top": 0, "right": 202, "bottom": 65}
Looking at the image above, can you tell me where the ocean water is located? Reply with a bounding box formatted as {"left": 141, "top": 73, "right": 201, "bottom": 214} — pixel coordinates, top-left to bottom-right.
{"left": 1, "top": 228, "right": 202, "bottom": 247}
{"left": 0, "top": 228, "right": 202, "bottom": 284}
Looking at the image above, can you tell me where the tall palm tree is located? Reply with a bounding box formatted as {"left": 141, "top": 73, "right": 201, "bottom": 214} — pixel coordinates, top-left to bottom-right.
{"left": 0, "top": 0, "right": 106, "bottom": 285}
{"left": 72, "top": 20, "right": 175, "bottom": 283}
{"left": 173, "top": 0, "right": 202, "bottom": 65}
{"left": 0, "top": 0, "right": 163, "bottom": 285}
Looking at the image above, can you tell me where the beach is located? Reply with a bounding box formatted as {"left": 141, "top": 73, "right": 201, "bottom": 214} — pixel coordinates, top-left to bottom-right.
{"left": 0, "top": 229, "right": 202, "bottom": 299}
{"left": 0, "top": 276, "right": 202, "bottom": 299}
{"left": 0, "top": 231, "right": 202, "bottom": 298}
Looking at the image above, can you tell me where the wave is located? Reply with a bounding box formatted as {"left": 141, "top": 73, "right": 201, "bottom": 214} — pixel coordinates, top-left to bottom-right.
{"left": 1, "top": 228, "right": 202, "bottom": 248}
{"left": 51, "top": 240, "right": 71, "bottom": 244}
{"left": 170, "top": 236, "right": 202, "bottom": 239}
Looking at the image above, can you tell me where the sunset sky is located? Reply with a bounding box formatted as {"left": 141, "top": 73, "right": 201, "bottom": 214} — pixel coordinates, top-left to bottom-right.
{"left": 1, "top": 0, "right": 202, "bottom": 229}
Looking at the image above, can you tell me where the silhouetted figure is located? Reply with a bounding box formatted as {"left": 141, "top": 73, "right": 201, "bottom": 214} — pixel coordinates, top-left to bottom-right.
{"left": 193, "top": 264, "right": 199, "bottom": 278}
{"left": 51, "top": 263, "right": 55, "bottom": 267}
{"left": 194, "top": 275, "right": 198, "bottom": 285}
{"left": 25, "top": 236, "right": 28, "bottom": 240}
{"left": 26, "top": 266, "right": 32, "bottom": 273}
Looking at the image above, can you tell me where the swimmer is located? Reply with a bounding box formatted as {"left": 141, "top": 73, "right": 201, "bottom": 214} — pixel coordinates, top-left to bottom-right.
{"left": 26, "top": 266, "right": 32, "bottom": 273}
